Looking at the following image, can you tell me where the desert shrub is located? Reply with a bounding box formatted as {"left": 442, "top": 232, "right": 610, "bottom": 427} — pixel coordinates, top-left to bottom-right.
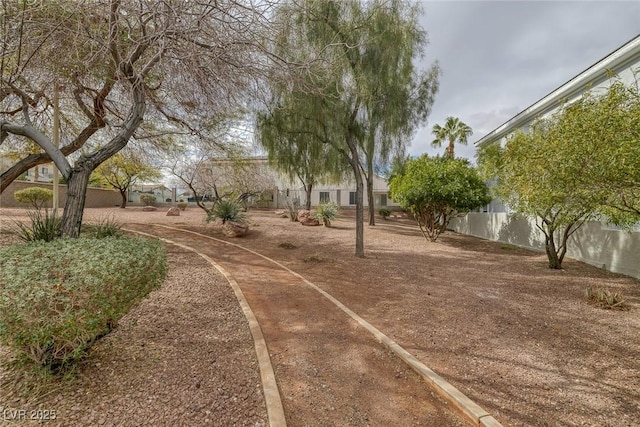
{"left": 207, "top": 199, "right": 246, "bottom": 224}
{"left": 176, "top": 202, "right": 188, "bottom": 211}
{"left": 379, "top": 207, "right": 391, "bottom": 219}
{"left": 14, "top": 187, "right": 53, "bottom": 209}
{"left": 83, "top": 215, "right": 122, "bottom": 238}
{"left": 13, "top": 209, "right": 61, "bottom": 242}
{"left": 0, "top": 237, "right": 167, "bottom": 372}
{"left": 313, "top": 202, "right": 338, "bottom": 227}
{"left": 139, "top": 194, "right": 156, "bottom": 206}
{"left": 585, "top": 286, "right": 627, "bottom": 310}
{"left": 278, "top": 242, "right": 297, "bottom": 249}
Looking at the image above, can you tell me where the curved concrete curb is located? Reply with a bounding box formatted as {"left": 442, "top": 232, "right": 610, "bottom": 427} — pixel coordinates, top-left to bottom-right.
{"left": 152, "top": 225, "right": 503, "bottom": 427}
{"left": 124, "top": 228, "right": 287, "bottom": 427}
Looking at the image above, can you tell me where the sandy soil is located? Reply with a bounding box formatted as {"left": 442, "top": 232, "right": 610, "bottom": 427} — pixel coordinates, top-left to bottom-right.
{"left": 1, "top": 206, "right": 639, "bottom": 426}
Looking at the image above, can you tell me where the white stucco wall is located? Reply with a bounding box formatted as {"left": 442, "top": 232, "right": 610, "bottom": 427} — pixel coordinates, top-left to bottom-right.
{"left": 450, "top": 213, "right": 640, "bottom": 279}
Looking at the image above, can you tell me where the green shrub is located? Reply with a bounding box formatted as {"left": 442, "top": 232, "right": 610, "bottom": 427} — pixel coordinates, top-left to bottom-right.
{"left": 176, "top": 202, "right": 188, "bottom": 211}
{"left": 83, "top": 215, "right": 122, "bottom": 238}
{"left": 0, "top": 237, "right": 167, "bottom": 371}
{"left": 207, "top": 199, "right": 246, "bottom": 224}
{"left": 14, "top": 187, "right": 53, "bottom": 209}
{"left": 313, "top": 202, "right": 338, "bottom": 227}
{"left": 585, "top": 286, "right": 627, "bottom": 310}
{"left": 139, "top": 194, "right": 156, "bottom": 206}
{"left": 379, "top": 207, "right": 391, "bottom": 219}
{"left": 13, "top": 209, "right": 61, "bottom": 242}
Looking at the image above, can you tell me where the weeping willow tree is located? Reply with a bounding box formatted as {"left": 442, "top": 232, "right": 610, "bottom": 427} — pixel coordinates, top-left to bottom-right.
{"left": 256, "top": 104, "right": 348, "bottom": 210}
{"left": 259, "top": 0, "right": 439, "bottom": 256}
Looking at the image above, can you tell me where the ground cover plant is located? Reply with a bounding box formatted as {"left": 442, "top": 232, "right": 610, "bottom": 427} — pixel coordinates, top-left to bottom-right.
{"left": 0, "top": 236, "right": 166, "bottom": 376}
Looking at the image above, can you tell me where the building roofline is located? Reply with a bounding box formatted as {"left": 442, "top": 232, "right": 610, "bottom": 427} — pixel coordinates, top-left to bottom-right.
{"left": 475, "top": 33, "right": 640, "bottom": 147}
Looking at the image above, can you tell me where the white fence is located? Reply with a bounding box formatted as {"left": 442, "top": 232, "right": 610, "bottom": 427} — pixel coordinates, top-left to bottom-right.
{"left": 450, "top": 213, "right": 640, "bottom": 279}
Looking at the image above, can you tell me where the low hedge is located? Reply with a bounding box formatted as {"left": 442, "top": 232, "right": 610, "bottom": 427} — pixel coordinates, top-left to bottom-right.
{"left": 0, "top": 236, "right": 166, "bottom": 370}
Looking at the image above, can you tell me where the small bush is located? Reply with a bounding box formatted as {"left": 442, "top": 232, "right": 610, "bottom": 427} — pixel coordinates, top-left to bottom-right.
{"left": 83, "top": 215, "right": 122, "bottom": 238}
{"left": 0, "top": 237, "right": 167, "bottom": 372}
{"left": 313, "top": 202, "right": 338, "bottom": 227}
{"left": 13, "top": 209, "right": 61, "bottom": 242}
{"left": 585, "top": 286, "right": 627, "bottom": 310}
{"left": 14, "top": 187, "right": 53, "bottom": 209}
{"left": 379, "top": 207, "right": 391, "bottom": 219}
{"left": 176, "top": 202, "right": 188, "bottom": 211}
{"left": 278, "top": 242, "right": 297, "bottom": 249}
{"left": 207, "top": 199, "right": 246, "bottom": 224}
{"left": 139, "top": 194, "right": 156, "bottom": 206}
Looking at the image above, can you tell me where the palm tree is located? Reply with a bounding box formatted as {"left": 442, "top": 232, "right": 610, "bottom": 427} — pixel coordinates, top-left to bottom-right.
{"left": 431, "top": 116, "right": 473, "bottom": 158}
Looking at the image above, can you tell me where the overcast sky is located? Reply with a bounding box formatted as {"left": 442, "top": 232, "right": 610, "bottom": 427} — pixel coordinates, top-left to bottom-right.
{"left": 412, "top": 1, "right": 640, "bottom": 161}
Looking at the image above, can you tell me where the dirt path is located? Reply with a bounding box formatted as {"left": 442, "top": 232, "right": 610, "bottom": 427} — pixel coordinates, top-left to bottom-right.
{"left": 125, "top": 223, "right": 468, "bottom": 426}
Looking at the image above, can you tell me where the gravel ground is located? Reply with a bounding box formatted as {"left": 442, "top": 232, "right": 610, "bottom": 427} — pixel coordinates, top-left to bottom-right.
{"left": 0, "top": 208, "right": 267, "bottom": 426}
{"left": 1, "top": 205, "right": 639, "bottom": 427}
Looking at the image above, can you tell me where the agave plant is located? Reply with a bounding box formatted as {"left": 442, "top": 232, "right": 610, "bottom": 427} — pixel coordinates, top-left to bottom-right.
{"left": 207, "top": 199, "right": 247, "bottom": 224}
{"left": 313, "top": 202, "right": 338, "bottom": 227}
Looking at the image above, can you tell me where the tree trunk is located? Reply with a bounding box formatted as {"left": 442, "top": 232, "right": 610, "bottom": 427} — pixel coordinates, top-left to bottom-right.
{"left": 346, "top": 138, "right": 365, "bottom": 258}
{"left": 366, "top": 162, "right": 375, "bottom": 226}
{"left": 61, "top": 162, "right": 93, "bottom": 238}
{"left": 305, "top": 183, "right": 312, "bottom": 210}
{"left": 60, "top": 74, "right": 145, "bottom": 237}
{"left": 354, "top": 171, "right": 364, "bottom": 257}
{"left": 447, "top": 138, "right": 455, "bottom": 158}
{"left": 544, "top": 230, "right": 562, "bottom": 269}
{"left": 119, "top": 189, "right": 127, "bottom": 208}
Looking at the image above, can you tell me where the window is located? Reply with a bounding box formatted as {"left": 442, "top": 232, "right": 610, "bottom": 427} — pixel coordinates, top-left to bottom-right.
{"left": 41, "top": 167, "right": 49, "bottom": 175}
{"left": 349, "top": 191, "right": 356, "bottom": 205}
{"left": 378, "top": 194, "right": 387, "bottom": 207}
{"left": 319, "top": 191, "right": 330, "bottom": 204}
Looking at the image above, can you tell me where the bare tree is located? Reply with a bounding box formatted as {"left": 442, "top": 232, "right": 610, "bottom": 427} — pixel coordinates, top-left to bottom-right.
{"left": 0, "top": 0, "right": 279, "bottom": 237}
{"left": 168, "top": 140, "right": 277, "bottom": 213}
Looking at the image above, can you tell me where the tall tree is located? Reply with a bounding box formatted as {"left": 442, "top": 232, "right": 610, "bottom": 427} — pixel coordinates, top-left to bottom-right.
{"left": 93, "top": 151, "right": 162, "bottom": 208}
{"left": 261, "top": 0, "right": 439, "bottom": 256}
{"left": 0, "top": 0, "right": 276, "bottom": 237}
{"left": 431, "top": 116, "right": 473, "bottom": 158}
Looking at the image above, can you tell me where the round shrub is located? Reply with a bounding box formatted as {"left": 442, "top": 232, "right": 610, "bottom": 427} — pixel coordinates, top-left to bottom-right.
{"left": 0, "top": 237, "right": 166, "bottom": 370}
{"left": 14, "top": 187, "right": 53, "bottom": 209}
{"left": 139, "top": 194, "right": 156, "bottom": 206}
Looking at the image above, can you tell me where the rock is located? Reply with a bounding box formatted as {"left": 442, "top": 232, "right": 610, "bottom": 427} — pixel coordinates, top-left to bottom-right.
{"left": 166, "top": 207, "right": 181, "bottom": 216}
{"left": 300, "top": 217, "right": 320, "bottom": 226}
{"left": 222, "top": 221, "right": 249, "bottom": 237}
{"left": 274, "top": 210, "right": 286, "bottom": 215}
{"left": 142, "top": 205, "right": 157, "bottom": 211}
{"left": 298, "top": 209, "right": 311, "bottom": 220}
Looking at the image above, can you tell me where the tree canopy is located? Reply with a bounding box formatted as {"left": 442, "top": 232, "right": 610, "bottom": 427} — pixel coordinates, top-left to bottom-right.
{"left": 93, "top": 151, "right": 162, "bottom": 208}
{"left": 0, "top": 0, "right": 277, "bottom": 237}
{"left": 389, "top": 155, "right": 490, "bottom": 241}
{"left": 431, "top": 116, "right": 473, "bottom": 159}
{"left": 478, "top": 80, "right": 640, "bottom": 269}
